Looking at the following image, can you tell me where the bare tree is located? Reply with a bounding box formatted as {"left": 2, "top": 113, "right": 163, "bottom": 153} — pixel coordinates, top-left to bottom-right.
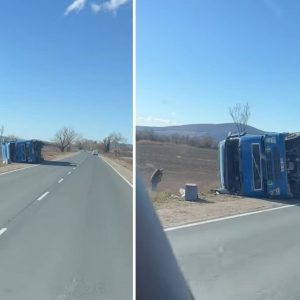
{"left": 53, "top": 127, "right": 78, "bottom": 152}
{"left": 101, "top": 133, "right": 126, "bottom": 154}
{"left": 108, "top": 132, "right": 127, "bottom": 156}
{"left": 229, "top": 103, "right": 251, "bottom": 135}
{"left": 136, "top": 129, "right": 155, "bottom": 141}
{"left": 200, "top": 136, "right": 215, "bottom": 148}
{"left": 76, "top": 138, "right": 96, "bottom": 151}
{"left": 103, "top": 137, "right": 111, "bottom": 153}
{"left": 109, "top": 132, "right": 126, "bottom": 147}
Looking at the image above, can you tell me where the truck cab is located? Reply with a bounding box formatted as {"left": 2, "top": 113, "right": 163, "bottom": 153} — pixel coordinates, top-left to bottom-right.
{"left": 218, "top": 132, "right": 299, "bottom": 198}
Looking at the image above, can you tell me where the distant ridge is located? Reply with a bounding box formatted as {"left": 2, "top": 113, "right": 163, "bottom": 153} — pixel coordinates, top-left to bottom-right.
{"left": 136, "top": 123, "right": 265, "bottom": 142}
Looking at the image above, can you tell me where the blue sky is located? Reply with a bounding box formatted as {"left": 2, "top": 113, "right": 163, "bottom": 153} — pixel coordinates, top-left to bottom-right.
{"left": 0, "top": 0, "right": 132, "bottom": 142}
{"left": 137, "top": 0, "right": 300, "bottom": 133}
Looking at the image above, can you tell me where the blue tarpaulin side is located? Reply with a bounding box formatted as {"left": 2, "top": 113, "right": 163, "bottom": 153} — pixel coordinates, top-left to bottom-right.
{"left": 264, "top": 133, "right": 290, "bottom": 198}
{"left": 1, "top": 140, "right": 44, "bottom": 164}
{"left": 239, "top": 135, "right": 265, "bottom": 197}
{"left": 1, "top": 143, "right": 9, "bottom": 163}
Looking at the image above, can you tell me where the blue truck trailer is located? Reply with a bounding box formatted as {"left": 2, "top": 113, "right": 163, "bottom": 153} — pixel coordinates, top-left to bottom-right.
{"left": 2, "top": 140, "right": 44, "bottom": 164}
{"left": 218, "top": 132, "right": 300, "bottom": 198}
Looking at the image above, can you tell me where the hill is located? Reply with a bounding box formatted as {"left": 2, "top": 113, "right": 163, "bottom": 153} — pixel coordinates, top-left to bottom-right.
{"left": 136, "top": 123, "right": 265, "bottom": 142}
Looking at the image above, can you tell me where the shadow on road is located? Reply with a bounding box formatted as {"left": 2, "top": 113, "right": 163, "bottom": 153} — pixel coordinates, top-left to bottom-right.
{"left": 41, "top": 160, "right": 77, "bottom": 167}
{"left": 236, "top": 197, "right": 300, "bottom": 206}
{"left": 261, "top": 197, "right": 300, "bottom": 206}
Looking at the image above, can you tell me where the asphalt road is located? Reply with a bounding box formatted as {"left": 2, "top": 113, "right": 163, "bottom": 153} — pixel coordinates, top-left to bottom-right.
{"left": 0, "top": 151, "right": 132, "bottom": 300}
{"left": 167, "top": 205, "right": 300, "bottom": 300}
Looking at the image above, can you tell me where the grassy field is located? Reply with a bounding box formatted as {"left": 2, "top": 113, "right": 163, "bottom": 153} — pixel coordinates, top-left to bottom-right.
{"left": 137, "top": 140, "right": 219, "bottom": 194}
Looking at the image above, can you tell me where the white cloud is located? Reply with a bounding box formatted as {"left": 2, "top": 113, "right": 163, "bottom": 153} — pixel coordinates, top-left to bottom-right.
{"left": 64, "top": 0, "right": 86, "bottom": 15}
{"left": 137, "top": 116, "right": 179, "bottom": 127}
{"left": 91, "top": 3, "right": 101, "bottom": 13}
{"left": 91, "top": 0, "right": 129, "bottom": 14}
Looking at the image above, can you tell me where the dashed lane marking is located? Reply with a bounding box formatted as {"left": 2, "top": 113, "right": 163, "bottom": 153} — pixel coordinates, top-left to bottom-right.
{"left": 37, "top": 192, "right": 49, "bottom": 201}
{"left": 0, "top": 228, "right": 7, "bottom": 236}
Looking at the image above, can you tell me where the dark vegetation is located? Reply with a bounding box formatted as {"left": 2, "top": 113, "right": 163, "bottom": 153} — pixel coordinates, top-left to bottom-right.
{"left": 136, "top": 130, "right": 218, "bottom": 149}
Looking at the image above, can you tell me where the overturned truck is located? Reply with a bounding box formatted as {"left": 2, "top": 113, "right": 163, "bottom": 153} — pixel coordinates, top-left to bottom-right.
{"left": 2, "top": 140, "right": 44, "bottom": 164}
{"left": 219, "top": 132, "right": 300, "bottom": 198}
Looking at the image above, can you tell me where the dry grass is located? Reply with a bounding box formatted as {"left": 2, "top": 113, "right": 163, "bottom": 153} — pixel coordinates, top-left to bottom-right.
{"left": 137, "top": 141, "right": 218, "bottom": 193}
{"left": 152, "top": 191, "right": 288, "bottom": 228}
{"left": 104, "top": 149, "right": 133, "bottom": 171}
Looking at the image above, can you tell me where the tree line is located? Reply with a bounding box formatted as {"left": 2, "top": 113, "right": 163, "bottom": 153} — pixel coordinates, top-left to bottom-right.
{"left": 0, "top": 125, "right": 127, "bottom": 154}
{"left": 53, "top": 127, "right": 127, "bottom": 153}
{"left": 136, "top": 130, "right": 218, "bottom": 149}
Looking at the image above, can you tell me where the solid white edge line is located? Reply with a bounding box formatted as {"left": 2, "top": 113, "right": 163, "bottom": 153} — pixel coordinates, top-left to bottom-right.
{"left": 37, "top": 191, "right": 49, "bottom": 201}
{"left": 99, "top": 156, "right": 133, "bottom": 187}
{"left": 165, "top": 203, "right": 300, "bottom": 232}
{"left": 0, "top": 164, "right": 39, "bottom": 176}
{"left": 0, "top": 228, "right": 7, "bottom": 236}
{"left": 58, "top": 178, "right": 64, "bottom": 183}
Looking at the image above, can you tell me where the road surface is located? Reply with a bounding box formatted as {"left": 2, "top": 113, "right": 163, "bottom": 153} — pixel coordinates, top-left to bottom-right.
{"left": 0, "top": 151, "right": 132, "bottom": 300}
{"left": 167, "top": 205, "right": 300, "bottom": 300}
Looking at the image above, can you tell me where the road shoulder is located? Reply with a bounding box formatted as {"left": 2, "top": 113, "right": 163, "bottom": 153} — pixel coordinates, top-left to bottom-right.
{"left": 99, "top": 155, "right": 133, "bottom": 185}
{"left": 153, "top": 192, "right": 297, "bottom": 228}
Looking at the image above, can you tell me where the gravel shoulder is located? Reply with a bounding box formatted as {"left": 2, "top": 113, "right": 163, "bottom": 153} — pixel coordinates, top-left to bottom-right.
{"left": 153, "top": 192, "right": 297, "bottom": 228}
{"left": 100, "top": 154, "right": 133, "bottom": 185}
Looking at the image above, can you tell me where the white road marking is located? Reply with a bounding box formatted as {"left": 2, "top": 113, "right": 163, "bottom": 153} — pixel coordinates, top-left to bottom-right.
{"left": 165, "top": 203, "right": 300, "bottom": 232}
{"left": 0, "top": 228, "right": 7, "bottom": 236}
{"left": 58, "top": 178, "right": 64, "bottom": 183}
{"left": 67, "top": 171, "right": 71, "bottom": 175}
{"left": 37, "top": 192, "right": 49, "bottom": 201}
{"left": 99, "top": 156, "right": 133, "bottom": 187}
{"left": 0, "top": 164, "right": 39, "bottom": 176}
{"left": 73, "top": 167, "right": 76, "bottom": 170}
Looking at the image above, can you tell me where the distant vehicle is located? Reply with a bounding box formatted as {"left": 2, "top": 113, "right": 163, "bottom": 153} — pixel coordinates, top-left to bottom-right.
{"left": 92, "top": 150, "right": 99, "bottom": 155}
{"left": 219, "top": 132, "right": 300, "bottom": 198}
